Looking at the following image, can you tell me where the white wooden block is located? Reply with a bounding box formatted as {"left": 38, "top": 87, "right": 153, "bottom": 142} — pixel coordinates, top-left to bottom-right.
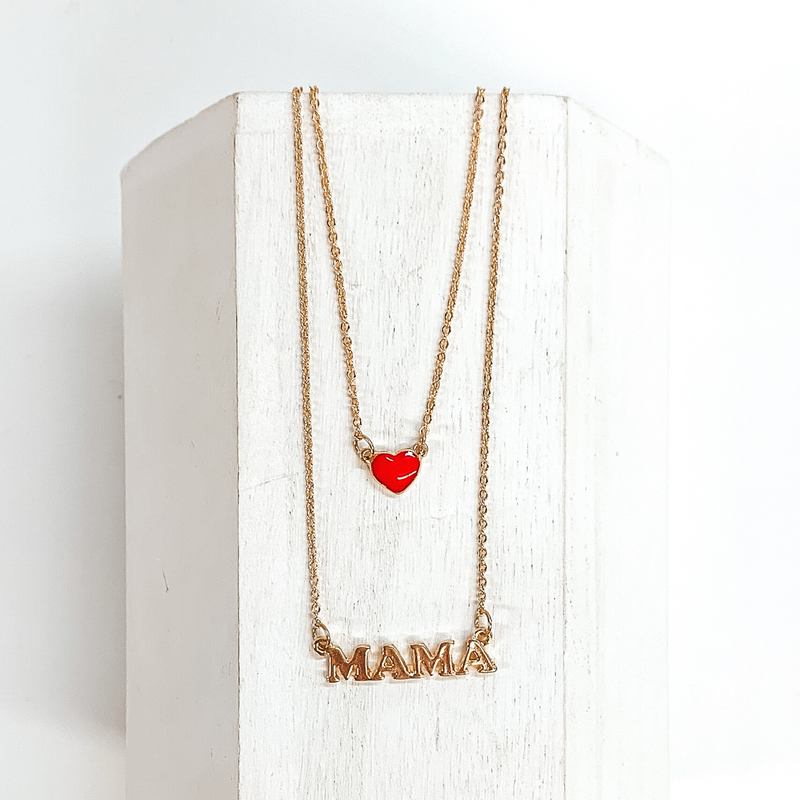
{"left": 122, "top": 92, "right": 669, "bottom": 800}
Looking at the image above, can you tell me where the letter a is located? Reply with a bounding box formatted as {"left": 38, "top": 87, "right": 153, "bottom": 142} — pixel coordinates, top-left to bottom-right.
{"left": 326, "top": 644, "right": 373, "bottom": 683}
{"left": 373, "top": 644, "right": 412, "bottom": 680}
{"left": 455, "top": 638, "right": 497, "bottom": 675}
{"left": 409, "top": 640, "right": 455, "bottom": 678}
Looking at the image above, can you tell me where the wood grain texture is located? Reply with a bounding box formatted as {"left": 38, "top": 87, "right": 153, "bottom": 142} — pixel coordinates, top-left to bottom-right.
{"left": 123, "top": 91, "right": 669, "bottom": 799}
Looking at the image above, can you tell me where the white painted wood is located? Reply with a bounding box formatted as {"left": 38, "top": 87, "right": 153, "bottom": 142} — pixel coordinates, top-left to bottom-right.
{"left": 123, "top": 91, "right": 669, "bottom": 800}
{"left": 563, "top": 104, "right": 670, "bottom": 798}
{"left": 122, "top": 96, "right": 239, "bottom": 800}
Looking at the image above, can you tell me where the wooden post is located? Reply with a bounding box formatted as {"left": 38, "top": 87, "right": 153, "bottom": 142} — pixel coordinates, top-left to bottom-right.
{"left": 123, "top": 92, "right": 669, "bottom": 799}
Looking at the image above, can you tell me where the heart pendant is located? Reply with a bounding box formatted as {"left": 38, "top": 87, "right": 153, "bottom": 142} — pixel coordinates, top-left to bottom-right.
{"left": 370, "top": 450, "right": 421, "bottom": 494}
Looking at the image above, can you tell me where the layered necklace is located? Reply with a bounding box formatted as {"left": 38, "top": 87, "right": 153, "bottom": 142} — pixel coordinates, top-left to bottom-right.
{"left": 291, "top": 86, "right": 510, "bottom": 682}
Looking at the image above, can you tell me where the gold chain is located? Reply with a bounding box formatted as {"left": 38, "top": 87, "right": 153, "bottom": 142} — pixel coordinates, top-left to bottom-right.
{"left": 291, "top": 87, "right": 510, "bottom": 651}
{"left": 291, "top": 87, "right": 328, "bottom": 649}
{"left": 308, "top": 85, "right": 486, "bottom": 463}
{"left": 475, "top": 87, "right": 509, "bottom": 638}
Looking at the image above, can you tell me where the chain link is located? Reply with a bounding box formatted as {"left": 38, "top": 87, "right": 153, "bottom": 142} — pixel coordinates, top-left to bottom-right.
{"left": 291, "top": 87, "right": 510, "bottom": 647}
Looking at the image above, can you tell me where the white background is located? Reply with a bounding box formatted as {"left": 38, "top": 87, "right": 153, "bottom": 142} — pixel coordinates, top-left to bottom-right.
{"left": 1, "top": 1, "right": 798, "bottom": 797}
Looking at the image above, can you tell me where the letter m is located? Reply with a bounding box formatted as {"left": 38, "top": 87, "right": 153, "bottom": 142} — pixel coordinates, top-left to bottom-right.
{"left": 326, "top": 644, "right": 372, "bottom": 682}
{"left": 409, "top": 640, "right": 455, "bottom": 678}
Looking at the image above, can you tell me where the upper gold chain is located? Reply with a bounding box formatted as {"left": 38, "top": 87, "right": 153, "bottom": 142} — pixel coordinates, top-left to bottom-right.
{"left": 308, "top": 85, "right": 486, "bottom": 463}
{"left": 291, "top": 87, "right": 510, "bottom": 650}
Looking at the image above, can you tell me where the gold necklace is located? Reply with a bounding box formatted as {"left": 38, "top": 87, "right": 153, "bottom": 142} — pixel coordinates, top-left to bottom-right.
{"left": 307, "top": 85, "right": 489, "bottom": 494}
{"left": 291, "top": 86, "right": 510, "bottom": 682}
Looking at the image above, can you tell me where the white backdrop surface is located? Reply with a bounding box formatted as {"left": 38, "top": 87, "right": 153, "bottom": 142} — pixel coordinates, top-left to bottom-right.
{"left": 1, "top": 1, "right": 798, "bottom": 798}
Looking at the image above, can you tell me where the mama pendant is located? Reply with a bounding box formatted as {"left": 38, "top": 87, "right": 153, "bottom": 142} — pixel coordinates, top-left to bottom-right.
{"left": 368, "top": 449, "right": 421, "bottom": 494}
{"left": 323, "top": 636, "right": 497, "bottom": 683}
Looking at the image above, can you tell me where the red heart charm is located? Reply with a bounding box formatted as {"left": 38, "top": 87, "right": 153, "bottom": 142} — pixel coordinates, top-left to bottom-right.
{"left": 370, "top": 450, "right": 421, "bottom": 494}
